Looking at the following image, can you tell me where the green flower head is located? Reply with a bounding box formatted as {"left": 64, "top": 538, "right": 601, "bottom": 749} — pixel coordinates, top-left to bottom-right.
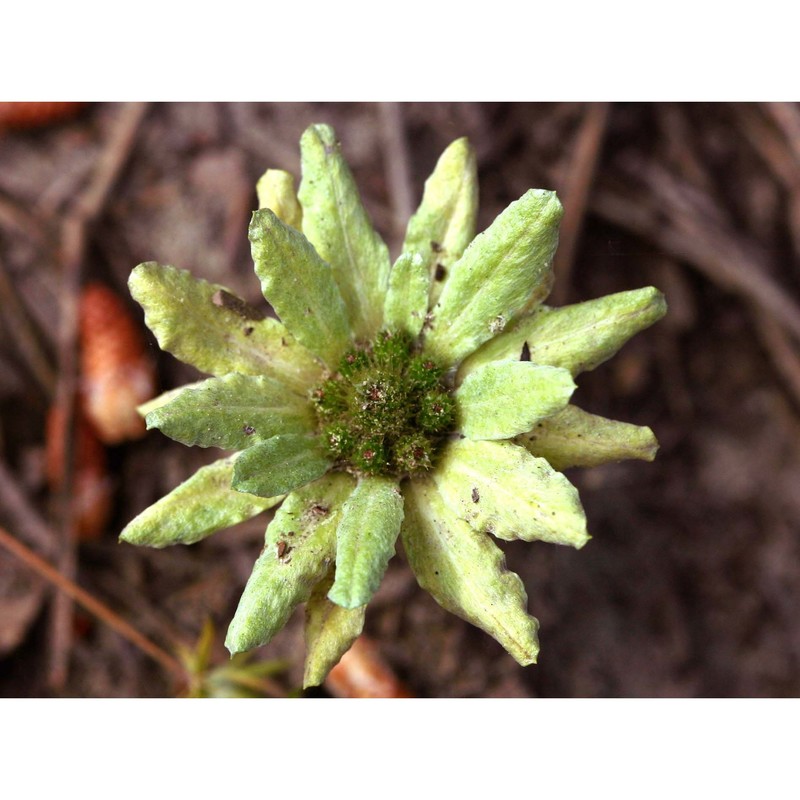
{"left": 121, "top": 123, "right": 666, "bottom": 688}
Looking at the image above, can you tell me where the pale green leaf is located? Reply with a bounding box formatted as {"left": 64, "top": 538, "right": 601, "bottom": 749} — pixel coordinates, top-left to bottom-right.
{"left": 303, "top": 568, "right": 365, "bottom": 688}
{"left": 298, "top": 123, "right": 391, "bottom": 340}
{"left": 256, "top": 169, "right": 302, "bottom": 229}
{"left": 249, "top": 209, "right": 352, "bottom": 368}
{"left": 515, "top": 404, "right": 659, "bottom": 470}
{"left": 423, "top": 189, "right": 563, "bottom": 368}
{"left": 128, "top": 262, "right": 322, "bottom": 394}
{"left": 136, "top": 381, "right": 205, "bottom": 417}
{"left": 383, "top": 252, "right": 429, "bottom": 337}
{"left": 232, "top": 434, "right": 332, "bottom": 498}
{"left": 455, "top": 360, "right": 576, "bottom": 440}
{"left": 458, "top": 287, "right": 667, "bottom": 382}
{"left": 402, "top": 479, "right": 539, "bottom": 666}
{"left": 145, "top": 373, "right": 315, "bottom": 450}
{"left": 225, "top": 473, "right": 355, "bottom": 655}
{"left": 432, "top": 439, "right": 589, "bottom": 548}
{"left": 119, "top": 456, "right": 280, "bottom": 548}
{"left": 401, "top": 137, "right": 478, "bottom": 307}
{"left": 328, "top": 476, "right": 404, "bottom": 609}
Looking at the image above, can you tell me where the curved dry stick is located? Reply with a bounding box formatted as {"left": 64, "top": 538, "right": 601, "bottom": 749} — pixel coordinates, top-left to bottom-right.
{"left": 0, "top": 254, "right": 55, "bottom": 395}
{"left": 591, "top": 180, "right": 800, "bottom": 344}
{"left": 0, "top": 525, "right": 187, "bottom": 683}
{"left": 0, "top": 459, "right": 57, "bottom": 556}
{"left": 49, "top": 102, "right": 149, "bottom": 689}
{"left": 550, "top": 102, "right": 611, "bottom": 305}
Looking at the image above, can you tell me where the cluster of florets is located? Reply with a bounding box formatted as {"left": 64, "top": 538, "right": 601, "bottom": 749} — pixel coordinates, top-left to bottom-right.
{"left": 311, "top": 330, "right": 455, "bottom": 476}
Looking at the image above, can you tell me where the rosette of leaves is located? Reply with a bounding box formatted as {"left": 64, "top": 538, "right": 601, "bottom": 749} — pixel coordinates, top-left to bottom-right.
{"left": 121, "top": 123, "right": 666, "bottom": 688}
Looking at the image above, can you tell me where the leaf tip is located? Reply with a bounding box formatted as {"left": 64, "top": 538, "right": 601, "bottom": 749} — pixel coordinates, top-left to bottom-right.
{"left": 636, "top": 425, "right": 661, "bottom": 462}
{"left": 127, "top": 261, "right": 157, "bottom": 299}
{"left": 573, "top": 531, "right": 592, "bottom": 550}
{"left": 302, "top": 669, "right": 325, "bottom": 690}
{"left": 442, "top": 135, "right": 475, "bottom": 162}
{"left": 248, "top": 207, "right": 276, "bottom": 240}
{"left": 649, "top": 286, "right": 669, "bottom": 321}
{"left": 326, "top": 585, "right": 366, "bottom": 611}
{"left": 223, "top": 627, "right": 247, "bottom": 658}
{"left": 303, "top": 121, "right": 336, "bottom": 144}
{"left": 143, "top": 410, "right": 161, "bottom": 432}
{"left": 129, "top": 260, "right": 157, "bottom": 280}
{"left": 118, "top": 519, "right": 147, "bottom": 548}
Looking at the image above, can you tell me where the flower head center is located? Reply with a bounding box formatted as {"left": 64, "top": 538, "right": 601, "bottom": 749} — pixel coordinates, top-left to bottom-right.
{"left": 311, "top": 330, "right": 455, "bottom": 477}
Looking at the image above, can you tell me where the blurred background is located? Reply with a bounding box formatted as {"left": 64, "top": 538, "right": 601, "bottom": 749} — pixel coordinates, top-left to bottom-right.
{"left": 1, "top": 101, "right": 799, "bottom": 698}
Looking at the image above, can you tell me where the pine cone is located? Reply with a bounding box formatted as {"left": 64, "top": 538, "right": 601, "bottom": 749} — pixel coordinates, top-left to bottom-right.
{"left": 79, "top": 282, "right": 156, "bottom": 445}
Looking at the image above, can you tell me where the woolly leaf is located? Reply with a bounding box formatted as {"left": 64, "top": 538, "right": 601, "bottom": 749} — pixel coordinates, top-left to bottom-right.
{"left": 516, "top": 404, "right": 659, "bottom": 470}
{"left": 433, "top": 439, "right": 589, "bottom": 548}
{"left": 401, "top": 137, "right": 478, "bottom": 307}
{"left": 455, "top": 361, "right": 575, "bottom": 440}
{"left": 136, "top": 381, "right": 205, "bottom": 417}
{"left": 328, "top": 476, "right": 404, "bottom": 609}
{"left": 299, "top": 123, "right": 391, "bottom": 340}
{"left": 119, "top": 456, "right": 280, "bottom": 548}
{"left": 459, "top": 287, "right": 667, "bottom": 381}
{"left": 249, "top": 209, "right": 351, "bottom": 368}
{"left": 424, "top": 189, "right": 562, "bottom": 368}
{"left": 225, "top": 473, "right": 355, "bottom": 655}
{"left": 128, "top": 262, "right": 321, "bottom": 394}
{"left": 403, "top": 479, "right": 539, "bottom": 666}
{"left": 303, "top": 569, "right": 365, "bottom": 688}
{"left": 232, "top": 434, "right": 332, "bottom": 498}
{"left": 145, "top": 374, "right": 315, "bottom": 450}
{"left": 383, "top": 252, "right": 430, "bottom": 337}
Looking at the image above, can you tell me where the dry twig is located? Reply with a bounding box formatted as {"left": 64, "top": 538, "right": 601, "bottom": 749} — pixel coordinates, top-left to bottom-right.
{"left": 655, "top": 105, "right": 715, "bottom": 193}
{"left": 590, "top": 154, "right": 800, "bottom": 411}
{"left": 48, "top": 102, "right": 149, "bottom": 689}
{"left": 754, "top": 312, "right": 800, "bottom": 410}
{"left": 749, "top": 103, "right": 800, "bottom": 260}
{"left": 0, "top": 457, "right": 57, "bottom": 557}
{"left": 735, "top": 104, "right": 800, "bottom": 194}
{"left": 0, "top": 525, "right": 187, "bottom": 683}
{"left": 0, "top": 194, "right": 52, "bottom": 248}
{"left": 0, "top": 254, "right": 55, "bottom": 395}
{"left": 550, "top": 102, "right": 611, "bottom": 305}
{"left": 762, "top": 103, "right": 800, "bottom": 163}
{"left": 591, "top": 169, "right": 800, "bottom": 344}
